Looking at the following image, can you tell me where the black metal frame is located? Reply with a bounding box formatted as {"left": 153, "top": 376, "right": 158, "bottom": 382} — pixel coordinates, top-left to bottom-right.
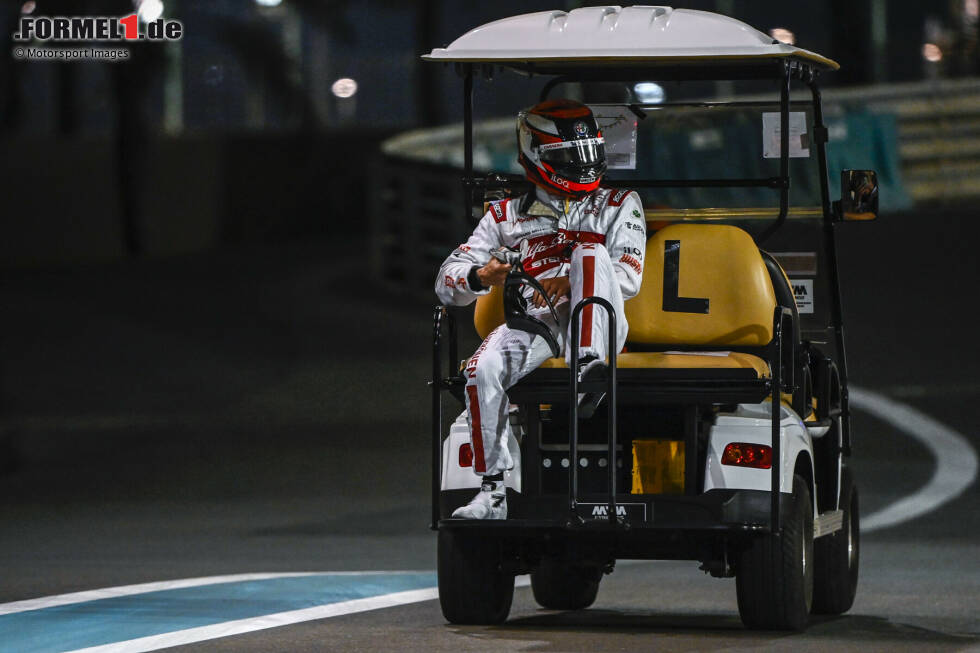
{"left": 433, "top": 55, "right": 850, "bottom": 540}
{"left": 432, "top": 299, "right": 797, "bottom": 534}
{"left": 568, "top": 297, "right": 619, "bottom": 527}
{"left": 430, "top": 306, "right": 455, "bottom": 529}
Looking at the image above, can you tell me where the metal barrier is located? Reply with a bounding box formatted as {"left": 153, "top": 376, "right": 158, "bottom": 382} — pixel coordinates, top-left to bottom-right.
{"left": 868, "top": 79, "right": 980, "bottom": 202}
{"left": 368, "top": 156, "right": 471, "bottom": 296}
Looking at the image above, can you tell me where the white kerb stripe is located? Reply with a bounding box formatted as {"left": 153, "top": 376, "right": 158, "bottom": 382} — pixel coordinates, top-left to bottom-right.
{"left": 850, "top": 385, "right": 978, "bottom": 532}
{"left": 0, "top": 571, "right": 423, "bottom": 617}
{"left": 63, "top": 576, "right": 531, "bottom": 653}
{"left": 63, "top": 588, "right": 441, "bottom": 653}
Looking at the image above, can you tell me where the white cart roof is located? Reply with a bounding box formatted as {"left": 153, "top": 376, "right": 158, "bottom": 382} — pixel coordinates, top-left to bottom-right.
{"left": 424, "top": 6, "right": 838, "bottom": 71}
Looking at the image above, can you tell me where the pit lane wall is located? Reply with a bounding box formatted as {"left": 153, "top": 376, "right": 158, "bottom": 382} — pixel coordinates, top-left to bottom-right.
{"left": 373, "top": 78, "right": 980, "bottom": 296}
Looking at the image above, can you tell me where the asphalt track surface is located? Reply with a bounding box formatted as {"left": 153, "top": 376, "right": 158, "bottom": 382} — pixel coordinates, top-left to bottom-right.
{"left": 0, "top": 209, "right": 977, "bottom": 651}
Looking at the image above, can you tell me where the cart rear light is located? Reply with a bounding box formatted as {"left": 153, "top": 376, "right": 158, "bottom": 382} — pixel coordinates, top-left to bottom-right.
{"left": 458, "top": 443, "right": 473, "bottom": 467}
{"left": 721, "top": 443, "right": 772, "bottom": 469}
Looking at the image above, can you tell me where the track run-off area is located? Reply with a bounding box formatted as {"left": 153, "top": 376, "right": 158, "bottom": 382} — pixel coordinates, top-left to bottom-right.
{"left": 2, "top": 213, "right": 978, "bottom": 652}
{"left": 0, "top": 386, "right": 974, "bottom": 653}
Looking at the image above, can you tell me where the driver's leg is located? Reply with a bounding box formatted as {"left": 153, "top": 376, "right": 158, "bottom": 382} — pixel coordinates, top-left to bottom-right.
{"left": 566, "top": 243, "right": 628, "bottom": 365}
{"left": 454, "top": 323, "right": 559, "bottom": 519}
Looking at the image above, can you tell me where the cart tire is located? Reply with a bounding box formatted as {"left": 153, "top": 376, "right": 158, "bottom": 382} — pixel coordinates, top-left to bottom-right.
{"left": 812, "top": 467, "right": 859, "bottom": 614}
{"left": 530, "top": 559, "right": 601, "bottom": 610}
{"left": 437, "top": 529, "right": 514, "bottom": 624}
{"left": 736, "top": 474, "right": 814, "bottom": 631}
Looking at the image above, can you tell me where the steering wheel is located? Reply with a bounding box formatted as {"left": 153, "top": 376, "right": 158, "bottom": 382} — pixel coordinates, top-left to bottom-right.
{"left": 493, "top": 247, "right": 562, "bottom": 358}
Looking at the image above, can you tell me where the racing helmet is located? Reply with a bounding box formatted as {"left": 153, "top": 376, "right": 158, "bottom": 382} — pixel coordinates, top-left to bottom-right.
{"left": 517, "top": 99, "right": 607, "bottom": 197}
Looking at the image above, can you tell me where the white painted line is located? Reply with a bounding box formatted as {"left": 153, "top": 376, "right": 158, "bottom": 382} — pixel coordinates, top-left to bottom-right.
{"left": 62, "top": 587, "right": 441, "bottom": 653}
{"left": 882, "top": 382, "right": 980, "bottom": 398}
{"left": 850, "top": 385, "right": 978, "bottom": 532}
{"left": 62, "top": 576, "right": 531, "bottom": 653}
{"left": 0, "top": 571, "right": 427, "bottom": 616}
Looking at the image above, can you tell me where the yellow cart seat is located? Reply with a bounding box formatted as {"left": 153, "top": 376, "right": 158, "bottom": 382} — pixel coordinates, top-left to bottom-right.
{"left": 535, "top": 351, "right": 769, "bottom": 378}
{"left": 472, "top": 223, "right": 781, "bottom": 381}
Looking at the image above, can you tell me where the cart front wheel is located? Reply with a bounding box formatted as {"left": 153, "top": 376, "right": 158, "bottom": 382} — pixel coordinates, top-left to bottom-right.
{"left": 438, "top": 529, "right": 514, "bottom": 624}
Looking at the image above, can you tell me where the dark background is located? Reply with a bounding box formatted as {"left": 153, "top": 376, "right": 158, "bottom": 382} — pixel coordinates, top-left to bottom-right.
{"left": 0, "top": 4, "right": 978, "bottom": 650}
{"left": 0, "top": 0, "right": 977, "bottom": 267}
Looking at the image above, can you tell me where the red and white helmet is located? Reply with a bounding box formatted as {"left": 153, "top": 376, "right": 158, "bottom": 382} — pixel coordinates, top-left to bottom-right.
{"left": 517, "top": 99, "right": 607, "bottom": 197}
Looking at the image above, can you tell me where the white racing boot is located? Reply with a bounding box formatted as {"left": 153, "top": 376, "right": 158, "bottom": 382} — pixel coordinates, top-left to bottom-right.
{"left": 451, "top": 478, "right": 507, "bottom": 519}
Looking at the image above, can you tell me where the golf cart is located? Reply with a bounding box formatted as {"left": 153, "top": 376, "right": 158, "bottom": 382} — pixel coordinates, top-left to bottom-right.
{"left": 426, "top": 6, "right": 874, "bottom": 631}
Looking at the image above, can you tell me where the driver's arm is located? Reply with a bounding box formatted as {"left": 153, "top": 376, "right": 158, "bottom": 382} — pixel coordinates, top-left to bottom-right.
{"left": 606, "top": 191, "right": 647, "bottom": 299}
{"left": 434, "top": 209, "right": 503, "bottom": 306}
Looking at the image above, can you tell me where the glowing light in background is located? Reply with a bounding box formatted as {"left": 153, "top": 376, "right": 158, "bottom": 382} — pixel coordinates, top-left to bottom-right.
{"left": 136, "top": 0, "right": 164, "bottom": 22}
{"left": 633, "top": 82, "right": 665, "bottom": 104}
{"left": 769, "top": 27, "right": 795, "bottom": 45}
{"left": 966, "top": 0, "right": 978, "bottom": 20}
{"left": 21, "top": 1, "right": 35, "bottom": 14}
{"left": 255, "top": 0, "right": 283, "bottom": 6}
{"left": 922, "top": 43, "right": 943, "bottom": 62}
{"left": 331, "top": 78, "right": 358, "bottom": 99}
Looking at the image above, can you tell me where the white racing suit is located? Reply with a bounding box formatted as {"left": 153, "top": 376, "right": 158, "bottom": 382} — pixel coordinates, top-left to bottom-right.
{"left": 435, "top": 186, "right": 646, "bottom": 476}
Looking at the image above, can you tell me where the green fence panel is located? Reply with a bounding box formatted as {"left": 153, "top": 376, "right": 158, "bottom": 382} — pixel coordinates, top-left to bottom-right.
{"left": 826, "top": 112, "right": 911, "bottom": 211}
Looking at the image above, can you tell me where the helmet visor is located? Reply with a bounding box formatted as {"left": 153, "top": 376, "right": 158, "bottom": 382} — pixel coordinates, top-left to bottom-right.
{"left": 537, "top": 137, "right": 605, "bottom": 167}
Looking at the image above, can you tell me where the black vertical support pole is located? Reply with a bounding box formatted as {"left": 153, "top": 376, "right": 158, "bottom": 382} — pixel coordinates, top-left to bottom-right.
{"left": 606, "top": 306, "right": 617, "bottom": 526}
{"left": 810, "top": 80, "right": 852, "bottom": 457}
{"left": 771, "top": 65, "right": 791, "bottom": 533}
{"left": 810, "top": 82, "right": 832, "bottom": 219}
{"left": 462, "top": 67, "right": 474, "bottom": 222}
{"left": 769, "top": 64, "right": 791, "bottom": 533}
{"left": 771, "top": 312, "right": 782, "bottom": 534}
{"left": 606, "top": 306, "right": 619, "bottom": 524}
{"left": 431, "top": 307, "right": 444, "bottom": 530}
{"left": 570, "top": 297, "right": 618, "bottom": 525}
{"left": 570, "top": 308, "right": 581, "bottom": 521}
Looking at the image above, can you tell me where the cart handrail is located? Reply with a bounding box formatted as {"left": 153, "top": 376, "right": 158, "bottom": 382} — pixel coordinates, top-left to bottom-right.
{"left": 769, "top": 305, "right": 797, "bottom": 533}
{"left": 569, "top": 296, "right": 619, "bottom": 527}
{"left": 431, "top": 306, "right": 459, "bottom": 530}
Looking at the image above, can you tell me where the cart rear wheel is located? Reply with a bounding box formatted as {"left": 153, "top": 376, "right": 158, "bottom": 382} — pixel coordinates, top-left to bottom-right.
{"left": 530, "top": 558, "right": 601, "bottom": 610}
{"left": 736, "top": 474, "right": 814, "bottom": 631}
{"left": 437, "top": 529, "right": 514, "bottom": 624}
{"left": 812, "top": 467, "right": 859, "bottom": 614}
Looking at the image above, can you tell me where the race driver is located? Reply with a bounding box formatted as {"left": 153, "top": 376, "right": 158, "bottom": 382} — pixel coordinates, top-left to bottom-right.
{"left": 435, "top": 99, "right": 646, "bottom": 519}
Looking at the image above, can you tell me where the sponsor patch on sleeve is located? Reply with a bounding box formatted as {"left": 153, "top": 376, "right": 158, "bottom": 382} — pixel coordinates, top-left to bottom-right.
{"left": 490, "top": 199, "right": 509, "bottom": 223}
{"left": 608, "top": 189, "right": 634, "bottom": 207}
{"left": 619, "top": 254, "right": 642, "bottom": 274}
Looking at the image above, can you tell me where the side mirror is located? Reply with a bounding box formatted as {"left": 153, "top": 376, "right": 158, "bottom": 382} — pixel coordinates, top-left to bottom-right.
{"left": 839, "top": 170, "right": 879, "bottom": 221}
